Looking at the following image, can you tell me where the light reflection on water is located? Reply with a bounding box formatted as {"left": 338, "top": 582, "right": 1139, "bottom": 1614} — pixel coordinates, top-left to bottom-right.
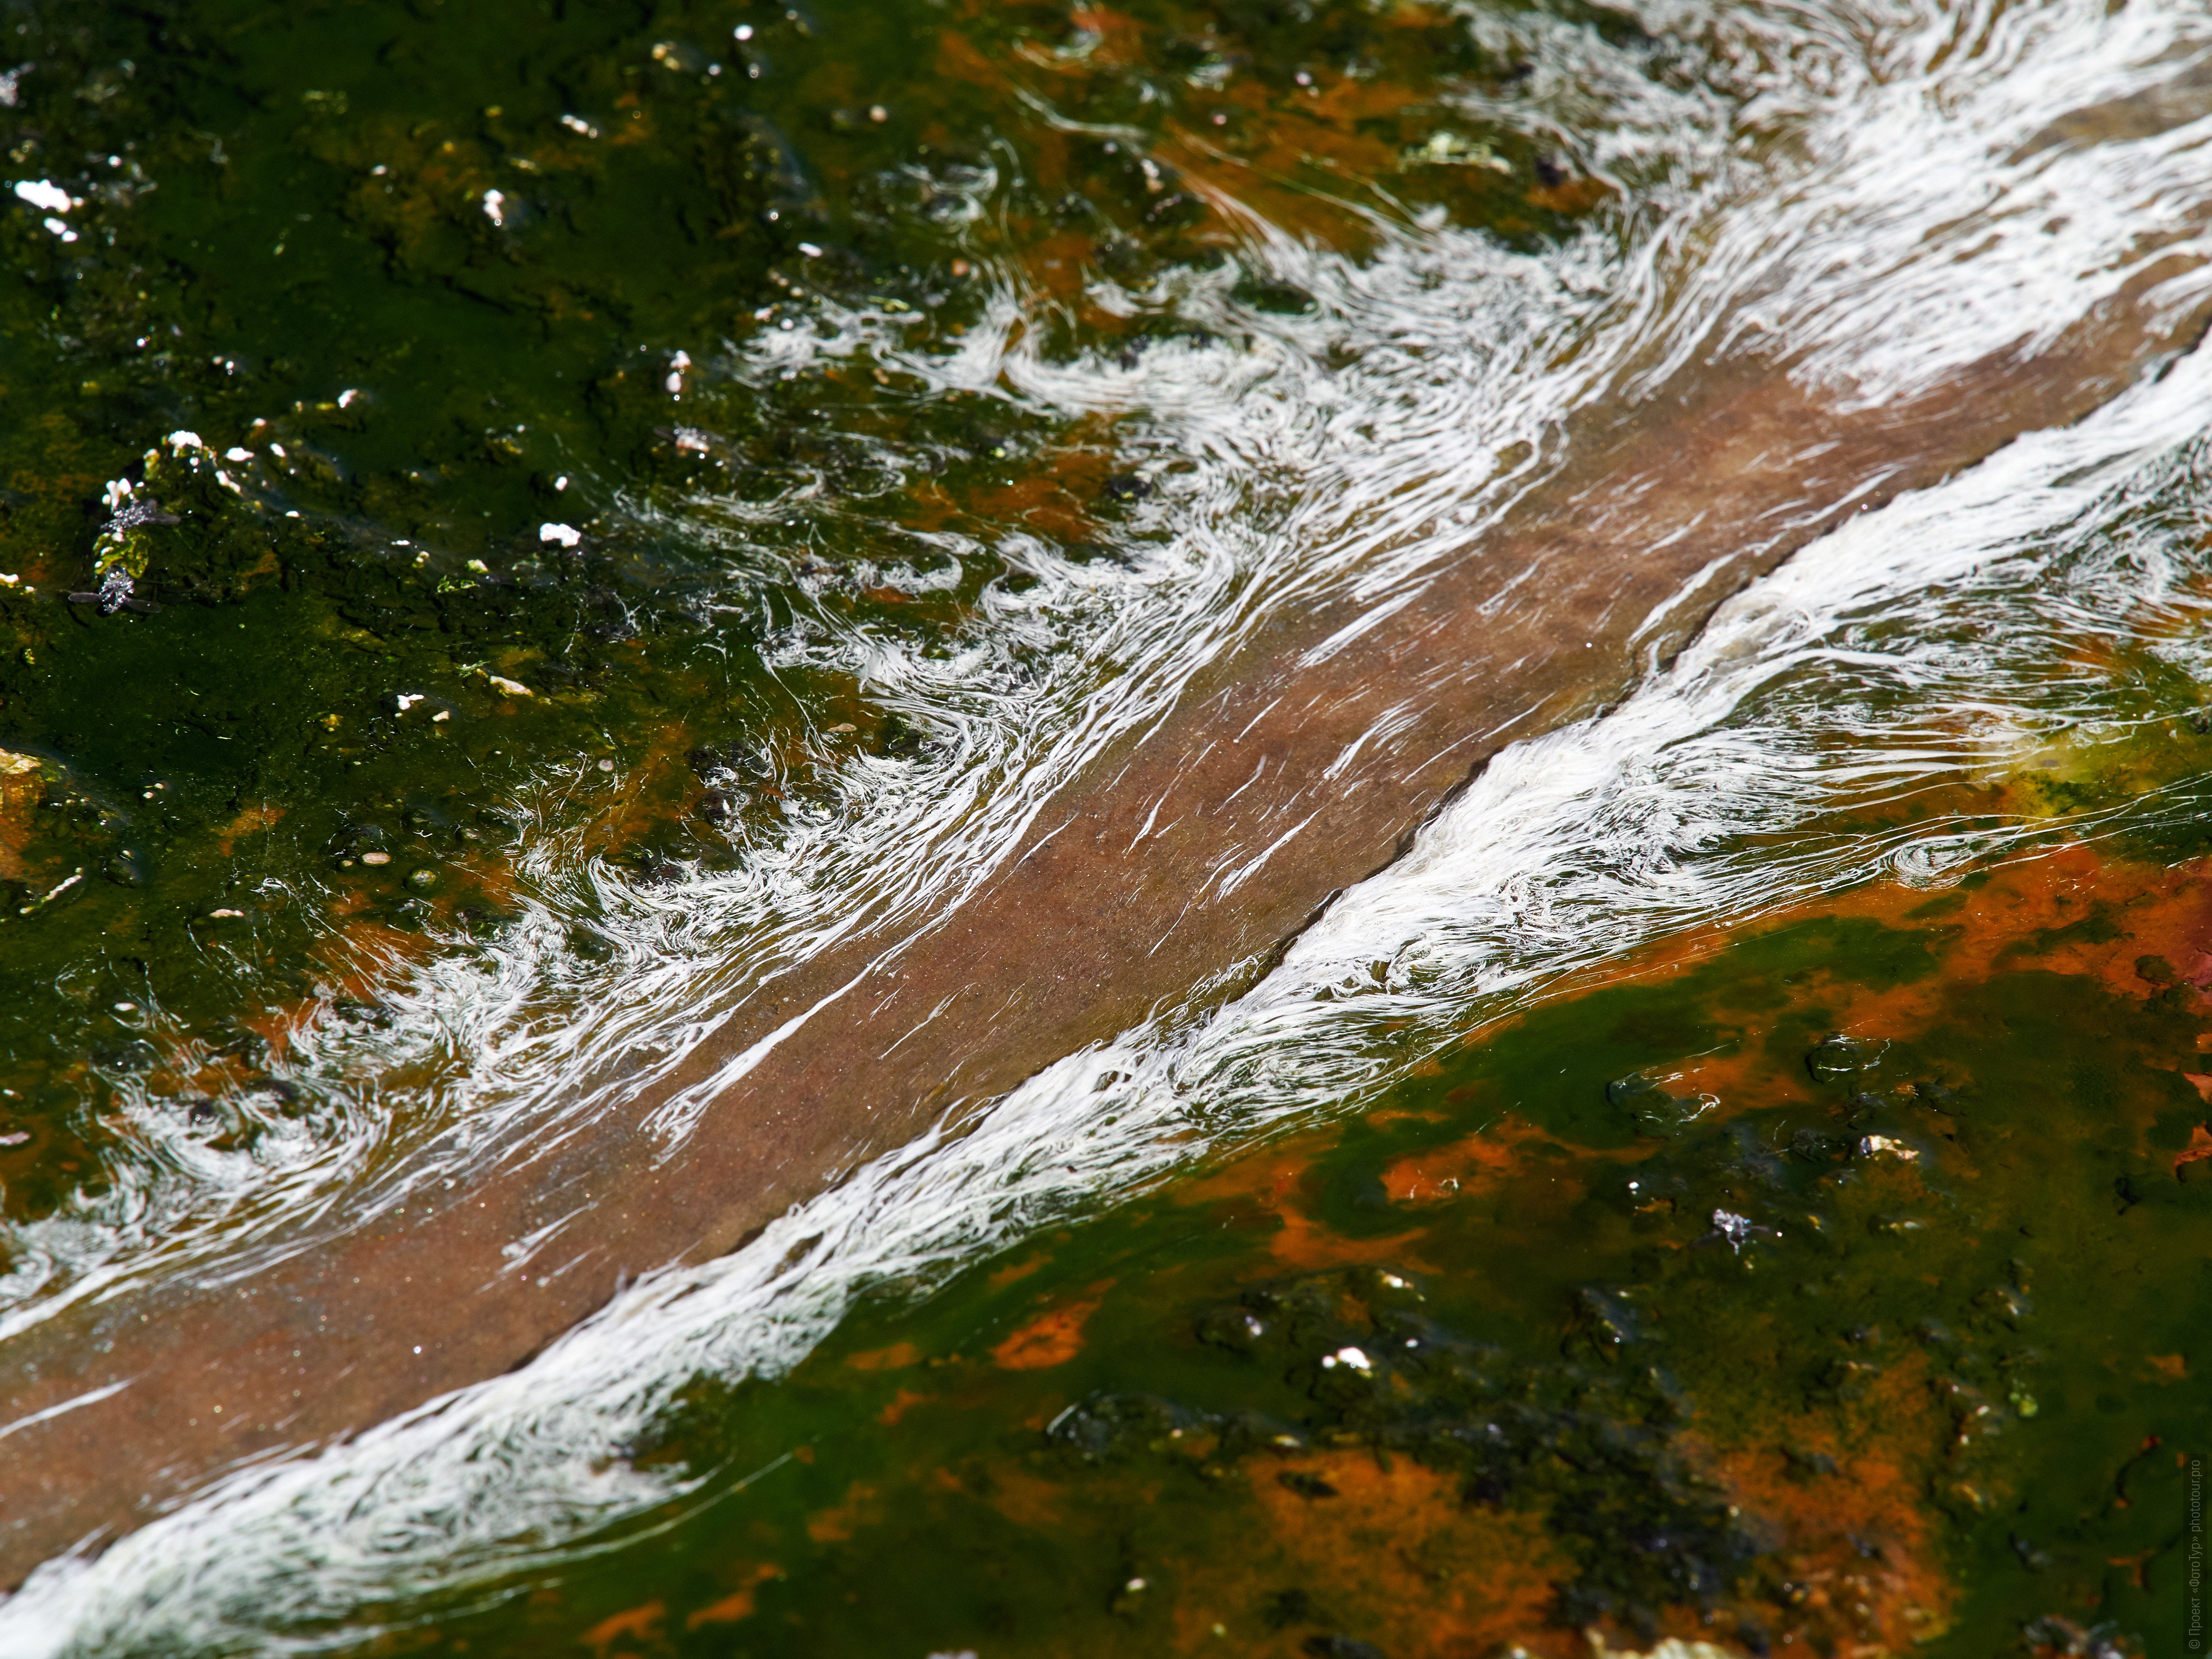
{"left": 5, "top": 0, "right": 2212, "bottom": 1648}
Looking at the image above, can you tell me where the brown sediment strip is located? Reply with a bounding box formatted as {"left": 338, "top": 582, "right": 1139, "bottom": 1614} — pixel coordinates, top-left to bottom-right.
{"left": 0, "top": 289, "right": 2206, "bottom": 1585}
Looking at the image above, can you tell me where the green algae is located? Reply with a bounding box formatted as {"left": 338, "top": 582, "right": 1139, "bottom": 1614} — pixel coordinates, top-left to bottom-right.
{"left": 381, "top": 857, "right": 2212, "bottom": 1658}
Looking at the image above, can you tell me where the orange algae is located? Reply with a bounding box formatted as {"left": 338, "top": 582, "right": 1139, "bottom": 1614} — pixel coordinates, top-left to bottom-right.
{"left": 2174, "top": 1122, "right": 2212, "bottom": 1176}
{"left": 989, "top": 1255, "right": 1051, "bottom": 1289}
{"left": 878, "top": 1388, "right": 932, "bottom": 1426}
{"left": 684, "top": 1564, "right": 785, "bottom": 1629}
{"left": 980, "top": 1464, "right": 1069, "bottom": 1531}
{"left": 1377, "top": 1111, "right": 1643, "bottom": 1206}
{"left": 1223, "top": 1453, "right": 1573, "bottom": 1658}
{"left": 1691, "top": 1356, "right": 1959, "bottom": 1654}
{"left": 803, "top": 1481, "right": 883, "bottom": 1545}
{"left": 580, "top": 1600, "right": 663, "bottom": 1657}
{"left": 844, "top": 1341, "right": 925, "bottom": 1371}
{"left": 993, "top": 1292, "right": 1109, "bottom": 1369}
{"left": 1178, "top": 1140, "right": 1431, "bottom": 1267}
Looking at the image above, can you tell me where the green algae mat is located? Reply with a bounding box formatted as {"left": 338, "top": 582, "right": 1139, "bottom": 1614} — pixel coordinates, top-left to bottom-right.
{"left": 442, "top": 854, "right": 2212, "bottom": 1658}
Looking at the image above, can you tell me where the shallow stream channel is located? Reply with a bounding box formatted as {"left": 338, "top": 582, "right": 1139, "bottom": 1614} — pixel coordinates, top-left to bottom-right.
{"left": 2, "top": 0, "right": 2212, "bottom": 1654}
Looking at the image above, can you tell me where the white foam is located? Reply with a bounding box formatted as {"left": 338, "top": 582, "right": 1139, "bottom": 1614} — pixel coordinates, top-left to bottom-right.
{"left": 12, "top": 179, "right": 72, "bottom": 213}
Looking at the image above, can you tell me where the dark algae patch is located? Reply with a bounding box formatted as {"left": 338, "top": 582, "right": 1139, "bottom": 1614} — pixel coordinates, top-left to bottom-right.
{"left": 386, "top": 848, "right": 2212, "bottom": 1657}
{"left": 0, "top": 0, "right": 1629, "bottom": 1239}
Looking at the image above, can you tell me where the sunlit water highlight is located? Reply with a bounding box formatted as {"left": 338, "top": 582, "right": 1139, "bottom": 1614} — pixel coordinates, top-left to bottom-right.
{"left": 6, "top": 0, "right": 2212, "bottom": 1648}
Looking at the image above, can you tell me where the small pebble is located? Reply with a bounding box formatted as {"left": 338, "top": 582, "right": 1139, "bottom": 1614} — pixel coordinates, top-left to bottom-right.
{"left": 361, "top": 851, "right": 391, "bottom": 866}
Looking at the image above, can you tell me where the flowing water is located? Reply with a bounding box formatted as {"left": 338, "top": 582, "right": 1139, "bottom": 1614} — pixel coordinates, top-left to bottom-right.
{"left": 2, "top": 0, "right": 2212, "bottom": 1652}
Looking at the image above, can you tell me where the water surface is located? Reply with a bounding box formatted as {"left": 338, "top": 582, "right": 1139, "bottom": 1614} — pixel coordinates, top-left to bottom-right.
{"left": 1, "top": 0, "right": 2211, "bottom": 1652}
